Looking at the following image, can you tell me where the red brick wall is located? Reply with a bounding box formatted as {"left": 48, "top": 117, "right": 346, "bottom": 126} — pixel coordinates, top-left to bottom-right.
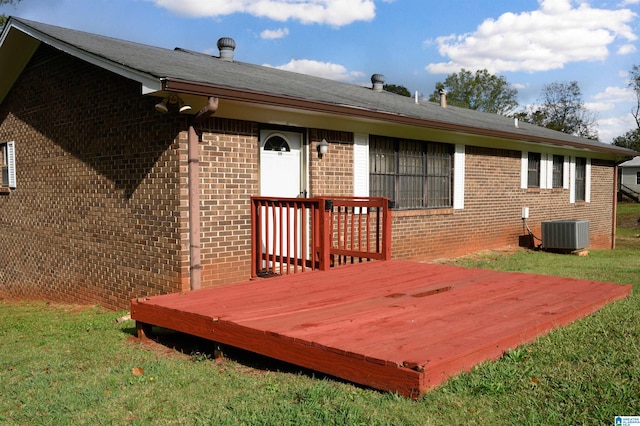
{"left": 390, "top": 146, "right": 615, "bottom": 261}
{"left": 309, "top": 129, "right": 354, "bottom": 197}
{"left": 197, "top": 118, "right": 259, "bottom": 287}
{"left": 0, "top": 45, "right": 188, "bottom": 309}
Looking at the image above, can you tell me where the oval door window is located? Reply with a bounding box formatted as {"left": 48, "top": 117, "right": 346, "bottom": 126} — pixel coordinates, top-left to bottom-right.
{"left": 263, "top": 135, "right": 290, "bottom": 152}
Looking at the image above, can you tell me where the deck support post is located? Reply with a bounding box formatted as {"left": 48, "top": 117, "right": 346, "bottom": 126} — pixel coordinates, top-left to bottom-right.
{"left": 136, "top": 321, "right": 152, "bottom": 341}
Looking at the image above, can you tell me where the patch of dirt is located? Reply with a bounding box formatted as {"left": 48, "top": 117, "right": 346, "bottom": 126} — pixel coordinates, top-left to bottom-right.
{"left": 429, "top": 245, "right": 523, "bottom": 264}
{"left": 0, "top": 293, "right": 100, "bottom": 314}
{"left": 47, "top": 302, "right": 100, "bottom": 313}
{"left": 618, "top": 215, "right": 640, "bottom": 229}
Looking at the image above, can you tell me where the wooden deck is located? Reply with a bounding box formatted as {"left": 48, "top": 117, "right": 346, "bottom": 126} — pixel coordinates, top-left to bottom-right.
{"left": 130, "top": 260, "right": 631, "bottom": 398}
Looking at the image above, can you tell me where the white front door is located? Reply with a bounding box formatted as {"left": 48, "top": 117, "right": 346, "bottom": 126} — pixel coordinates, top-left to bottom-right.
{"left": 259, "top": 130, "right": 305, "bottom": 270}
{"left": 260, "top": 130, "right": 303, "bottom": 197}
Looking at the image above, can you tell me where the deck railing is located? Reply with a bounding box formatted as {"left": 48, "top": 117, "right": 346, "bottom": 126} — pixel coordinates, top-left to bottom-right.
{"left": 251, "top": 196, "right": 392, "bottom": 277}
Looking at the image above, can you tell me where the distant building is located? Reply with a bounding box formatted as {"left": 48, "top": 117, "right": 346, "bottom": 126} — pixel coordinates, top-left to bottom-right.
{"left": 619, "top": 156, "right": 640, "bottom": 201}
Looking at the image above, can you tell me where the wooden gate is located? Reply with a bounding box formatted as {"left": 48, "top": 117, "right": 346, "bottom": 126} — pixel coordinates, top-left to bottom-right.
{"left": 251, "top": 196, "right": 392, "bottom": 277}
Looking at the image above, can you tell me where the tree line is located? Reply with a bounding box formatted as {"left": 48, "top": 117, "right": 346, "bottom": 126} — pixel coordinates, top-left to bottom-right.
{"left": 612, "top": 65, "right": 640, "bottom": 152}
{"left": 386, "top": 69, "right": 600, "bottom": 141}
{"left": 386, "top": 67, "right": 640, "bottom": 151}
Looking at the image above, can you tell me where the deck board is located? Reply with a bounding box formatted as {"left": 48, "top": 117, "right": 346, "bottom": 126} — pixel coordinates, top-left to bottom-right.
{"left": 130, "top": 260, "right": 630, "bottom": 398}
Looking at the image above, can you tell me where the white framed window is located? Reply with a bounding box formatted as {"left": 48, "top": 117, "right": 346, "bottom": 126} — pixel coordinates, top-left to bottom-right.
{"left": 569, "top": 156, "right": 590, "bottom": 203}
{"left": 356, "top": 137, "right": 463, "bottom": 210}
{"left": 522, "top": 152, "right": 568, "bottom": 190}
{"left": 1, "top": 141, "right": 16, "bottom": 189}
{"left": 369, "top": 135, "right": 454, "bottom": 209}
{"left": 521, "top": 151, "right": 542, "bottom": 189}
{"left": 552, "top": 155, "right": 564, "bottom": 188}
{"left": 575, "top": 157, "right": 587, "bottom": 202}
{"left": 528, "top": 152, "right": 541, "bottom": 188}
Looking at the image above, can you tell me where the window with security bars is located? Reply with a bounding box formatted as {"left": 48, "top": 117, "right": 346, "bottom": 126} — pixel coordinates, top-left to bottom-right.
{"left": 369, "top": 135, "right": 453, "bottom": 209}
{"left": 552, "top": 155, "right": 564, "bottom": 188}
{"left": 575, "top": 157, "right": 586, "bottom": 202}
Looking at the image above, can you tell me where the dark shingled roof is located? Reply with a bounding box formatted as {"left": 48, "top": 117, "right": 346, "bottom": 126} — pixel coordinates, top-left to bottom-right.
{"left": 3, "top": 17, "right": 638, "bottom": 158}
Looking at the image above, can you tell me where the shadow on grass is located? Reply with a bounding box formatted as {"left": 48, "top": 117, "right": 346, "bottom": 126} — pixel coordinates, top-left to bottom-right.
{"left": 121, "top": 325, "right": 359, "bottom": 389}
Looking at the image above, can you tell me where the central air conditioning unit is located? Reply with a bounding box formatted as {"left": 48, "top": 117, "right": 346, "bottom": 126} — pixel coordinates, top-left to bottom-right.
{"left": 541, "top": 220, "right": 589, "bottom": 251}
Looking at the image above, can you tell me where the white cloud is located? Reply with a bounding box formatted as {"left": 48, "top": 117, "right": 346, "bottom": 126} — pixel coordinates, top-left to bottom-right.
{"left": 617, "top": 43, "right": 637, "bottom": 54}
{"left": 587, "top": 86, "right": 635, "bottom": 115}
{"left": 592, "top": 86, "right": 636, "bottom": 103}
{"left": 260, "top": 28, "right": 289, "bottom": 39}
{"left": 425, "top": 0, "right": 638, "bottom": 74}
{"left": 263, "top": 59, "right": 362, "bottom": 81}
{"left": 590, "top": 86, "right": 637, "bottom": 142}
{"left": 150, "top": 0, "right": 376, "bottom": 27}
{"left": 597, "top": 113, "right": 637, "bottom": 143}
{"left": 585, "top": 101, "right": 615, "bottom": 112}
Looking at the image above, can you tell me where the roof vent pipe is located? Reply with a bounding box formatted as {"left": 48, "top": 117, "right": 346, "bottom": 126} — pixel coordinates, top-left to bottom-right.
{"left": 439, "top": 89, "right": 447, "bottom": 108}
{"left": 371, "top": 74, "right": 385, "bottom": 92}
{"left": 217, "top": 37, "right": 236, "bottom": 62}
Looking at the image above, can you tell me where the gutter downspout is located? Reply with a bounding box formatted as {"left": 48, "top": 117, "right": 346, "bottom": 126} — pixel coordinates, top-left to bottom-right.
{"left": 188, "top": 97, "right": 219, "bottom": 290}
{"left": 612, "top": 163, "right": 619, "bottom": 250}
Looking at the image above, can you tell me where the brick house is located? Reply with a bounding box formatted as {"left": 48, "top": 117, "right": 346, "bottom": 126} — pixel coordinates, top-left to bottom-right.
{"left": 1, "top": 18, "right": 636, "bottom": 310}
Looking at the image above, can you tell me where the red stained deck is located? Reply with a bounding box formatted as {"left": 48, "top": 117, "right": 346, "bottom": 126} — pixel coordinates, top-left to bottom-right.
{"left": 130, "top": 260, "right": 631, "bottom": 398}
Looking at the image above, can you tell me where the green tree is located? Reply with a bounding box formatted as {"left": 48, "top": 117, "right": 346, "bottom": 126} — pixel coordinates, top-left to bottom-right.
{"left": 383, "top": 84, "right": 411, "bottom": 97}
{"left": 613, "top": 65, "right": 640, "bottom": 151}
{"left": 0, "top": 0, "right": 21, "bottom": 28}
{"left": 518, "top": 81, "right": 598, "bottom": 140}
{"left": 613, "top": 129, "right": 640, "bottom": 152}
{"left": 428, "top": 68, "right": 519, "bottom": 115}
{"left": 629, "top": 64, "right": 640, "bottom": 130}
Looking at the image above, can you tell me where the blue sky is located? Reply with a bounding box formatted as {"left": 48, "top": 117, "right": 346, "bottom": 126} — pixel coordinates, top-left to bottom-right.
{"left": 2, "top": 0, "right": 639, "bottom": 143}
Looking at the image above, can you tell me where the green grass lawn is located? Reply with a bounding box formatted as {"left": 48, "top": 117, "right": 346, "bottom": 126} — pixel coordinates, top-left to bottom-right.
{"left": 2, "top": 204, "right": 640, "bottom": 425}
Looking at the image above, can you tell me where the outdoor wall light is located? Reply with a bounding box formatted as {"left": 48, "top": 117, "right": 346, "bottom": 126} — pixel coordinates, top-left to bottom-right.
{"left": 317, "top": 138, "right": 329, "bottom": 159}
{"left": 154, "top": 94, "right": 192, "bottom": 114}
